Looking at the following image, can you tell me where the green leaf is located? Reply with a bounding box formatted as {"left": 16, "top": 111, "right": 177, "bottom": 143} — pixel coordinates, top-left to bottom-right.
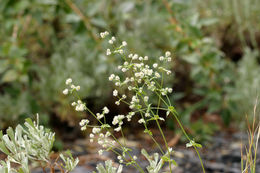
{"left": 194, "top": 143, "right": 202, "bottom": 148}
{"left": 186, "top": 140, "right": 202, "bottom": 148}
{"left": 25, "top": 118, "right": 34, "bottom": 127}
{"left": 0, "top": 141, "right": 9, "bottom": 155}
{"left": 6, "top": 127, "right": 14, "bottom": 142}
{"left": 161, "top": 155, "right": 170, "bottom": 162}
{"left": 0, "top": 131, "right": 3, "bottom": 138}
{"left": 168, "top": 106, "right": 177, "bottom": 116}
{"left": 101, "top": 124, "right": 111, "bottom": 129}
{"left": 171, "top": 160, "right": 177, "bottom": 166}
{"left": 144, "top": 129, "right": 152, "bottom": 136}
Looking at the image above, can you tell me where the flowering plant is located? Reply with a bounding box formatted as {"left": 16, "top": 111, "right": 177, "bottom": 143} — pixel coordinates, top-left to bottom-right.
{"left": 63, "top": 31, "right": 206, "bottom": 173}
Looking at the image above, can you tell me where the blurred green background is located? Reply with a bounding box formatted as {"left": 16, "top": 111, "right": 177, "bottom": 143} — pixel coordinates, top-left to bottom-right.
{"left": 0, "top": 0, "right": 259, "bottom": 142}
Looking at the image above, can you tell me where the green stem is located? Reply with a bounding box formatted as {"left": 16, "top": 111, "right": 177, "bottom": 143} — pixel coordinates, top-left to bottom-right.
{"left": 194, "top": 147, "right": 206, "bottom": 173}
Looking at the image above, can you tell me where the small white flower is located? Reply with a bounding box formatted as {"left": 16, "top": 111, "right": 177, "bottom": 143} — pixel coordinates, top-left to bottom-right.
{"left": 108, "top": 39, "right": 113, "bottom": 44}
{"left": 106, "top": 49, "right": 111, "bottom": 55}
{"left": 90, "top": 133, "right": 94, "bottom": 138}
{"left": 63, "top": 89, "right": 69, "bottom": 95}
{"left": 144, "top": 56, "right": 148, "bottom": 60}
{"left": 155, "top": 72, "right": 160, "bottom": 78}
{"left": 122, "top": 41, "right": 127, "bottom": 46}
{"left": 81, "top": 126, "right": 86, "bottom": 131}
{"left": 165, "top": 51, "right": 171, "bottom": 57}
{"left": 122, "top": 68, "right": 127, "bottom": 72}
{"left": 153, "top": 63, "right": 158, "bottom": 68}
{"left": 112, "top": 117, "right": 119, "bottom": 125}
{"left": 113, "top": 89, "right": 118, "bottom": 96}
{"left": 76, "top": 103, "right": 85, "bottom": 111}
{"left": 97, "top": 113, "right": 104, "bottom": 119}
{"left": 75, "top": 85, "right": 80, "bottom": 91}
{"left": 145, "top": 112, "right": 150, "bottom": 117}
{"left": 100, "top": 33, "right": 105, "bottom": 38}
{"left": 133, "top": 54, "right": 138, "bottom": 60}
{"left": 111, "top": 36, "right": 116, "bottom": 41}
{"left": 79, "top": 119, "right": 89, "bottom": 126}
{"left": 133, "top": 155, "right": 137, "bottom": 160}
{"left": 159, "top": 117, "right": 165, "bottom": 121}
{"left": 118, "top": 49, "right": 123, "bottom": 54}
{"left": 138, "top": 119, "right": 145, "bottom": 124}
{"left": 109, "top": 74, "right": 115, "bottom": 81}
{"left": 100, "top": 31, "right": 109, "bottom": 38}
{"left": 65, "top": 78, "right": 72, "bottom": 85}
{"left": 92, "top": 127, "right": 101, "bottom": 134}
{"left": 144, "top": 96, "right": 149, "bottom": 102}
{"left": 114, "top": 126, "right": 121, "bottom": 132}
{"left": 103, "top": 107, "right": 109, "bottom": 114}
{"left": 168, "top": 57, "right": 172, "bottom": 62}
{"left": 98, "top": 150, "right": 103, "bottom": 155}
{"left": 115, "top": 101, "right": 120, "bottom": 105}
{"left": 159, "top": 56, "right": 164, "bottom": 61}
{"left": 71, "top": 102, "right": 76, "bottom": 106}
{"left": 105, "top": 132, "right": 111, "bottom": 137}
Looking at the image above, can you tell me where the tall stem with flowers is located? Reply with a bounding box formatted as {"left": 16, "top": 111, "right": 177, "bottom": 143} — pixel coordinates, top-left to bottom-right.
{"left": 63, "top": 31, "right": 206, "bottom": 173}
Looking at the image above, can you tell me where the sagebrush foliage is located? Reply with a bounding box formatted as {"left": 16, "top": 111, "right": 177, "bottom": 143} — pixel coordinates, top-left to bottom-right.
{"left": 0, "top": 116, "right": 78, "bottom": 173}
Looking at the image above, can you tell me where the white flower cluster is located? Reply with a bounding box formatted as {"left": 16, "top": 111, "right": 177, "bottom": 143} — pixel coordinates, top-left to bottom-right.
{"left": 126, "top": 112, "right": 135, "bottom": 121}
{"left": 111, "top": 88, "right": 127, "bottom": 105}
{"left": 89, "top": 130, "right": 115, "bottom": 156}
{"left": 71, "top": 100, "right": 86, "bottom": 112}
{"left": 63, "top": 78, "right": 85, "bottom": 112}
{"left": 79, "top": 119, "right": 89, "bottom": 131}
{"left": 138, "top": 118, "right": 145, "bottom": 124}
{"left": 159, "top": 87, "right": 173, "bottom": 96}
{"left": 63, "top": 78, "right": 80, "bottom": 95}
{"left": 104, "top": 35, "right": 174, "bottom": 127}
{"left": 100, "top": 31, "right": 127, "bottom": 56}
{"left": 96, "top": 107, "right": 110, "bottom": 119}
{"left": 108, "top": 36, "right": 116, "bottom": 44}
{"left": 159, "top": 51, "right": 172, "bottom": 62}
{"left": 129, "top": 95, "right": 141, "bottom": 109}
{"left": 108, "top": 52, "right": 173, "bottom": 94}
{"left": 100, "top": 31, "right": 109, "bottom": 38}
{"left": 117, "top": 155, "right": 124, "bottom": 163}
{"left": 112, "top": 115, "right": 125, "bottom": 132}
